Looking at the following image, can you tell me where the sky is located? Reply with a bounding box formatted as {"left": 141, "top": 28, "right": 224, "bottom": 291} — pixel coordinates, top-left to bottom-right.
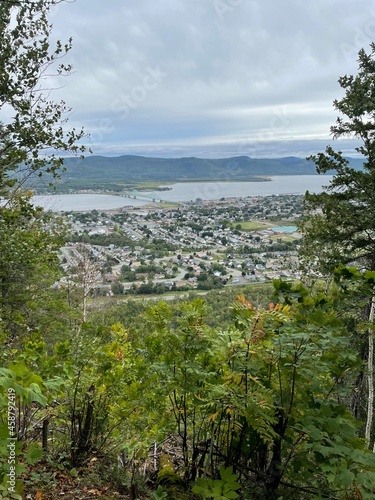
{"left": 47, "top": 0, "right": 375, "bottom": 158}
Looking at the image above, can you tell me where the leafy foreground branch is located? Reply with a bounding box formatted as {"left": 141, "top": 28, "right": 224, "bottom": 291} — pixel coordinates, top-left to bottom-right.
{"left": 0, "top": 0, "right": 87, "bottom": 201}
{"left": 1, "top": 282, "right": 375, "bottom": 499}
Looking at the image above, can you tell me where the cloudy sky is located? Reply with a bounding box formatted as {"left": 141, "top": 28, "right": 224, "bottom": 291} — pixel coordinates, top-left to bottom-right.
{"left": 48, "top": 0, "right": 375, "bottom": 158}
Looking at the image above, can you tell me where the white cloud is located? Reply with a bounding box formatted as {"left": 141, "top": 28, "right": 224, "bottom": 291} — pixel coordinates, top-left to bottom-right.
{"left": 47, "top": 0, "right": 375, "bottom": 157}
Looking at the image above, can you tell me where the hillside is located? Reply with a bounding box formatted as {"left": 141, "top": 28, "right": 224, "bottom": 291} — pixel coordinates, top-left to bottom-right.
{"left": 24, "top": 154, "right": 363, "bottom": 192}
{"left": 23, "top": 154, "right": 364, "bottom": 193}
{"left": 60, "top": 155, "right": 329, "bottom": 180}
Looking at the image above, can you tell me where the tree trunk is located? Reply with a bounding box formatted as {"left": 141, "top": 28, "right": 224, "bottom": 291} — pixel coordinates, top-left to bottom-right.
{"left": 71, "top": 384, "right": 95, "bottom": 466}
{"left": 365, "top": 296, "right": 375, "bottom": 448}
{"left": 265, "top": 409, "right": 287, "bottom": 494}
{"left": 42, "top": 419, "right": 49, "bottom": 453}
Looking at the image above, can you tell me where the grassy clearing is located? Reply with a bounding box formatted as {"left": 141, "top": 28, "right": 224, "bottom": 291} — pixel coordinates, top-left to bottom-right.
{"left": 235, "top": 221, "right": 272, "bottom": 231}
{"left": 156, "top": 202, "right": 180, "bottom": 208}
{"left": 269, "top": 219, "right": 299, "bottom": 226}
{"left": 270, "top": 234, "right": 298, "bottom": 242}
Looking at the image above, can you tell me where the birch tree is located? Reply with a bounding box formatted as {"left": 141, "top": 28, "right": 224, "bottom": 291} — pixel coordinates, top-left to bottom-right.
{"left": 0, "top": 0, "right": 86, "bottom": 200}
{"left": 0, "top": 0, "right": 87, "bottom": 343}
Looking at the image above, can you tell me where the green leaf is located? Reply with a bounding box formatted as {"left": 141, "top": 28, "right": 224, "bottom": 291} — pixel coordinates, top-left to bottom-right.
{"left": 25, "top": 442, "right": 43, "bottom": 465}
{"left": 225, "top": 492, "right": 239, "bottom": 499}
{"left": 336, "top": 469, "right": 354, "bottom": 487}
{"left": 70, "top": 468, "right": 78, "bottom": 477}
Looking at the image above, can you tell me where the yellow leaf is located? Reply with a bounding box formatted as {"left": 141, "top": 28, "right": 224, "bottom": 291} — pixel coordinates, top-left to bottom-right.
{"left": 208, "top": 412, "right": 218, "bottom": 422}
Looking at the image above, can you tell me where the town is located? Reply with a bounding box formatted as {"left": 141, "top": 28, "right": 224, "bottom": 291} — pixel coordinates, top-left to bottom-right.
{"left": 58, "top": 193, "right": 304, "bottom": 297}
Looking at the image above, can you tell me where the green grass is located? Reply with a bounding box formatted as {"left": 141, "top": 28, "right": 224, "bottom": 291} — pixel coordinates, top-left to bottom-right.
{"left": 235, "top": 221, "right": 272, "bottom": 231}
{"left": 268, "top": 219, "right": 299, "bottom": 226}
{"left": 156, "top": 202, "right": 180, "bottom": 208}
{"left": 270, "top": 235, "right": 298, "bottom": 242}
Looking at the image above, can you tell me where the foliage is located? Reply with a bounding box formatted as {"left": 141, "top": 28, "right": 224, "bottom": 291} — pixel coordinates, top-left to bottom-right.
{"left": 0, "top": 347, "right": 65, "bottom": 494}
{"left": 192, "top": 466, "right": 240, "bottom": 499}
{"left": 300, "top": 43, "right": 375, "bottom": 274}
{"left": 52, "top": 322, "right": 139, "bottom": 467}
{"left": 111, "top": 281, "right": 124, "bottom": 295}
{"left": 298, "top": 43, "right": 375, "bottom": 455}
{"left": 0, "top": 0, "right": 88, "bottom": 348}
{"left": 149, "top": 485, "right": 169, "bottom": 499}
{"left": 0, "top": 0, "right": 86, "bottom": 199}
{"left": 123, "top": 285, "right": 374, "bottom": 498}
{"left": 2, "top": 269, "right": 375, "bottom": 498}
{"left": 68, "top": 231, "right": 135, "bottom": 248}
{"left": 1, "top": 9, "right": 375, "bottom": 497}
{"left": 0, "top": 194, "right": 66, "bottom": 347}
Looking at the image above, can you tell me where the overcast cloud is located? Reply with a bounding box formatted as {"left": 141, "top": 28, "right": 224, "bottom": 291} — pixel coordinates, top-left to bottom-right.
{"left": 48, "top": 0, "right": 375, "bottom": 158}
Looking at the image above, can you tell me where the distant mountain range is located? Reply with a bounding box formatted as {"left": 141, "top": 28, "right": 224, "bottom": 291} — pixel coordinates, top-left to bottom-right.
{"left": 27, "top": 155, "right": 364, "bottom": 191}
{"left": 61, "top": 154, "right": 364, "bottom": 178}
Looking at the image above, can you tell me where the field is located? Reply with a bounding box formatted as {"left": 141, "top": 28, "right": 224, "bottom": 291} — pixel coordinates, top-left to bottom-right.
{"left": 270, "top": 234, "right": 299, "bottom": 242}
{"left": 236, "top": 221, "right": 272, "bottom": 231}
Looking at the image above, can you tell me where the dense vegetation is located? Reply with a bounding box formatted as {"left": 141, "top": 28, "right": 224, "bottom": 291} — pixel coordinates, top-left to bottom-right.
{"left": 1, "top": 1, "right": 375, "bottom": 499}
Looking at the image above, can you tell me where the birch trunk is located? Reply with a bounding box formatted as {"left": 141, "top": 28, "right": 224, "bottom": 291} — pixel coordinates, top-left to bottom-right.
{"left": 77, "top": 247, "right": 99, "bottom": 323}
{"left": 365, "top": 295, "right": 375, "bottom": 448}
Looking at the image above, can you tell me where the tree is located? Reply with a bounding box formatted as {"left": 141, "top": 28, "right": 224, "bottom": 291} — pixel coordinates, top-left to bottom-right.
{"left": 0, "top": 193, "right": 66, "bottom": 347}
{"left": 111, "top": 281, "right": 124, "bottom": 296}
{"left": 0, "top": 1, "right": 90, "bottom": 485}
{"left": 300, "top": 43, "right": 375, "bottom": 449}
{"left": 141, "top": 289, "right": 375, "bottom": 498}
{"left": 300, "top": 43, "right": 375, "bottom": 275}
{"left": 0, "top": 0, "right": 86, "bottom": 200}
{"left": 0, "top": 0, "right": 88, "bottom": 342}
{"left": 72, "top": 246, "right": 101, "bottom": 322}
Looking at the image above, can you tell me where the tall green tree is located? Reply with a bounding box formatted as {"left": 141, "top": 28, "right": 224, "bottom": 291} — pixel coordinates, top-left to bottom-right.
{"left": 0, "top": 191, "right": 76, "bottom": 355}
{"left": 0, "top": 0, "right": 86, "bottom": 459}
{"left": 300, "top": 43, "right": 375, "bottom": 449}
{"left": 300, "top": 43, "right": 375, "bottom": 275}
{"left": 0, "top": 0, "right": 87, "bottom": 345}
{"left": 0, "top": 1, "right": 90, "bottom": 493}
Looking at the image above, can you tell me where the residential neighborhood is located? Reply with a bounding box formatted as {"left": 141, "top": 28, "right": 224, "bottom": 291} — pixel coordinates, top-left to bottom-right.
{"left": 59, "top": 194, "right": 304, "bottom": 296}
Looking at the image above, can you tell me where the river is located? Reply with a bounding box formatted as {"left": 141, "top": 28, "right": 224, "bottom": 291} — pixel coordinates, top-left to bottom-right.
{"left": 33, "top": 175, "right": 333, "bottom": 211}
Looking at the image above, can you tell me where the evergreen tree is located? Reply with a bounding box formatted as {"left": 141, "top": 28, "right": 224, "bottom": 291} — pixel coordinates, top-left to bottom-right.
{"left": 300, "top": 43, "right": 375, "bottom": 274}
{"left": 300, "top": 43, "right": 375, "bottom": 449}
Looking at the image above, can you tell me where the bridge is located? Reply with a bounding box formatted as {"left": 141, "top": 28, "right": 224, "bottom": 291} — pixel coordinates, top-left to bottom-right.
{"left": 120, "top": 190, "right": 165, "bottom": 203}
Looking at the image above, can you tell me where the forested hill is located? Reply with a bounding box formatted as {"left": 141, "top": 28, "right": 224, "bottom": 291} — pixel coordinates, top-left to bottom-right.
{"left": 57, "top": 154, "right": 362, "bottom": 182}
{"left": 26, "top": 154, "right": 364, "bottom": 192}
